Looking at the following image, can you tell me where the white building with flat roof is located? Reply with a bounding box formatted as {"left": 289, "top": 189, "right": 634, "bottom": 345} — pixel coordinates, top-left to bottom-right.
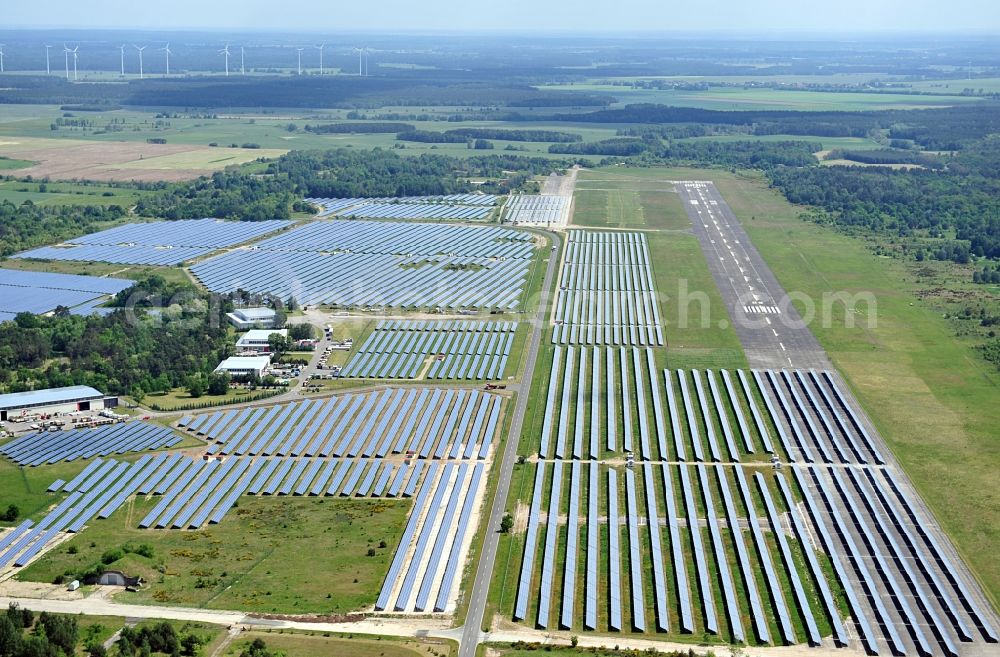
{"left": 226, "top": 307, "right": 277, "bottom": 330}
{"left": 214, "top": 356, "right": 271, "bottom": 379}
{"left": 235, "top": 328, "right": 287, "bottom": 354}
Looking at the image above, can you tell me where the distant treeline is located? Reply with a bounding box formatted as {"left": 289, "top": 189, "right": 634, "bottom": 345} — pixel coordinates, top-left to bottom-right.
{"left": 771, "top": 137, "right": 1000, "bottom": 261}
{"left": 442, "top": 128, "right": 582, "bottom": 142}
{"left": 549, "top": 136, "right": 821, "bottom": 168}
{"left": 0, "top": 74, "right": 611, "bottom": 110}
{"left": 133, "top": 149, "right": 562, "bottom": 220}
{"left": 827, "top": 149, "right": 945, "bottom": 168}
{"left": 304, "top": 122, "right": 414, "bottom": 134}
{"left": 538, "top": 102, "right": 1000, "bottom": 150}
{"left": 0, "top": 201, "right": 127, "bottom": 257}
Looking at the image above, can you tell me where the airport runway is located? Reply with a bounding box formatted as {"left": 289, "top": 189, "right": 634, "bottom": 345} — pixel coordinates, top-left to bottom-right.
{"left": 675, "top": 181, "right": 830, "bottom": 369}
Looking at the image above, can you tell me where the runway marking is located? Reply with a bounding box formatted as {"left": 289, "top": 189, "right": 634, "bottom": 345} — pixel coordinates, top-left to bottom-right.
{"left": 779, "top": 342, "right": 786, "bottom": 351}
{"left": 744, "top": 304, "right": 781, "bottom": 315}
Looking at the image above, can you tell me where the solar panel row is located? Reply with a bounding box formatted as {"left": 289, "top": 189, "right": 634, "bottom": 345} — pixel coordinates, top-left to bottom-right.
{"left": 503, "top": 195, "right": 569, "bottom": 227}
{"left": 14, "top": 219, "right": 292, "bottom": 266}
{"left": 553, "top": 230, "right": 664, "bottom": 347}
{"left": 1, "top": 421, "right": 182, "bottom": 466}
{"left": 537, "top": 351, "right": 781, "bottom": 463}
{"left": 374, "top": 461, "right": 485, "bottom": 613}
{"left": 340, "top": 320, "right": 517, "bottom": 380}
{"left": 512, "top": 462, "right": 856, "bottom": 639}
{"left": 306, "top": 195, "right": 498, "bottom": 218}
{"left": 178, "top": 390, "right": 502, "bottom": 461}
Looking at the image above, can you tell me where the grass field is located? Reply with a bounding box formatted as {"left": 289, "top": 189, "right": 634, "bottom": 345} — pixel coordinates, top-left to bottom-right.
{"left": 19, "top": 495, "right": 410, "bottom": 615}
{"left": 535, "top": 83, "right": 986, "bottom": 111}
{"left": 0, "top": 179, "right": 148, "bottom": 207}
{"left": 0, "top": 156, "right": 34, "bottom": 170}
{"left": 224, "top": 631, "right": 455, "bottom": 657}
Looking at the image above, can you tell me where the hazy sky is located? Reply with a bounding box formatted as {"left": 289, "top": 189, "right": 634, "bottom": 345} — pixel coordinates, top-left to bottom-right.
{"left": 6, "top": 0, "right": 1000, "bottom": 33}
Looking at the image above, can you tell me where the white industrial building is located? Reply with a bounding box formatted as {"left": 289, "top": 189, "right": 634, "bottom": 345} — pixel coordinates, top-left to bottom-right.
{"left": 226, "top": 307, "right": 278, "bottom": 330}
{"left": 0, "top": 385, "right": 116, "bottom": 422}
{"left": 214, "top": 355, "right": 271, "bottom": 379}
{"left": 235, "top": 328, "right": 287, "bottom": 354}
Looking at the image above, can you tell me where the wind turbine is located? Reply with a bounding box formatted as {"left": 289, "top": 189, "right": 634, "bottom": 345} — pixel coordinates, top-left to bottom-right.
{"left": 296, "top": 47, "right": 304, "bottom": 75}
{"left": 161, "top": 43, "right": 172, "bottom": 75}
{"left": 0, "top": 45, "right": 5, "bottom": 74}
{"left": 134, "top": 45, "right": 146, "bottom": 79}
{"left": 354, "top": 47, "right": 364, "bottom": 76}
{"left": 63, "top": 45, "right": 70, "bottom": 80}
{"left": 71, "top": 46, "right": 79, "bottom": 81}
{"left": 119, "top": 45, "right": 125, "bottom": 76}
{"left": 315, "top": 43, "right": 325, "bottom": 74}
{"left": 240, "top": 46, "right": 245, "bottom": 75}
{"left": 45, "top": 44, "right": 52, "bottom": 74}
{"left": 219, "top": 44, "right": 230, "bottom": 76}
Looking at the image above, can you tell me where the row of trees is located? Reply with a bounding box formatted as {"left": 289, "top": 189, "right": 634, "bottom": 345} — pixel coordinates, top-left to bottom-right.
{"left": 0, "top": 201, "right": 127, "bottom": 257}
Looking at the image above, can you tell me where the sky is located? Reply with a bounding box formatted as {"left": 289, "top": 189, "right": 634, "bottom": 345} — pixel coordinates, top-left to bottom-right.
{"left": 5, "top": 0, "right": 1000, "bottom": 33}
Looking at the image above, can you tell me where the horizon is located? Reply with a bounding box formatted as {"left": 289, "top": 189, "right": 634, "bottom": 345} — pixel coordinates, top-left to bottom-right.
{"left": 5, "top": 0, "right": 1000, "bottom": 33}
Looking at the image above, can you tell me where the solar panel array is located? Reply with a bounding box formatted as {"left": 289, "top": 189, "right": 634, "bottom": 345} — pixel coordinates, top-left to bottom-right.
{"left": 340, "top": 320, "right": 517, "bottom": 380}
{"left": 0, "top": 422, "right": 182, "bottom": 466}
{"left": 553, "top": 230, "right": 663, "bottom": 346}
{"left": 504, "top": 195, "right": 570, "bottom": 227}
{"left": 512, "top": 357, "right": 1000, "bottom": 651}
{"left": 513, "top": 462, "right": 840, "bottom": 640}
{"left": 538, "top": 350, "right": 779, "bottom": 461}
{"left": 13, "top": 219, "right": 292, "bottom": 266}
{"left": 177, "top": 388, "right": 502, "bottom": 461}
{"left": 0, "top": 269, "right": 134, "bottom": 321}
{"left": 306, "top": 195, "right": 498, "bottom": 218}
{"left": 374, "top": 461, "right": 486, "bottom": 612}
{"left": 190, "top": 220, "right": 536, "bottom": 310}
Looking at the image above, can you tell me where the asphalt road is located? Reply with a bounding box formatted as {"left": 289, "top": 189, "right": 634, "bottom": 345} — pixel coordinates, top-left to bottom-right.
{"left": 457, "top": 229, "right": 561, "bottom": 657}
{"left": 675, "top": 181, "right": 831, "bottom": 369}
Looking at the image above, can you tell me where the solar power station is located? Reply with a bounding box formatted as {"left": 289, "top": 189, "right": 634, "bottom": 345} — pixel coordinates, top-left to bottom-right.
{"left": 13, "top": 218, "right": 292, "bottom": 265}
{"left": 0, "top": 269, "right": 134, "bottom": 321}
{"left": 306, "top": 194, "right": 498, "bottom": 220}
{"left": 0, "top": 388, "right": 503, "bottom": 613}
{"left": 340, "top": 320, "right": 518, "bottom": 380}
{"left": 515, "top": 363, "right": 999, "bottom": 652}
{"left": 177, "top": 389, "right": 502, "bottom": 460}
{"left": 1, "top": 421, "right": 181, "bottom": 466}
{"left": 553, "top": 230, "right": 664, "bottom": 346}
{"left": 507, "top": 226, "right": 998, "bottom": 656}
{"left": 503, "top": 195, "right": 570, "bottom": 227}
{"left": 191, "top": 220, "right": 536, "bottom": 310}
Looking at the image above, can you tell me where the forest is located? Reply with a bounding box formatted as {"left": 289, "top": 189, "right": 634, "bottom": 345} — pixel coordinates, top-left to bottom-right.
{"left": 135, "top": 149, "right": 558, "bottom": 220}
{"left": 0, "top": 201, "right": 128, "bottom": 257}
{"left": 0, "top": 277, "right": 233, "bottom": 399}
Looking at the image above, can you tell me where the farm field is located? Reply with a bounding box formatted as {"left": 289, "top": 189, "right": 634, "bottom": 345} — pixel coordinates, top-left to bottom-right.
{"left": 0, "top": 135, "right": 284, "bottom": 182}
{"left": 0, "top": 179, "right": 149, "bottom": 207}
{"left": 0, "top": 105, "right": 620, "bottom": 160}
{"left": 534, "top": 83, "right": 987, "bottom": 111}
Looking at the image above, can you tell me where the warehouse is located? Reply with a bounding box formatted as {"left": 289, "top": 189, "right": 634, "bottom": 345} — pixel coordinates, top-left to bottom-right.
{"left": 215, "top": 355, "right": 271, "bottom": 379}
{"left": 235, "top": 328, "right": 287, "bottom": 354}
{"left": 0, "top": 386, "right": 116, "bottom": 422}
{"left": 226, "top": 307, "right": 278, "bottom": 330}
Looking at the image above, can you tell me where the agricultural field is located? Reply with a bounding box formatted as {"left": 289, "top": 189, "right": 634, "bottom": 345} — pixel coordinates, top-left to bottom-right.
{"left": 0, "top": 179, "right": 149, "bottom": 207}
{"left": 0, "top": 105, "right": 620, "bottom": 160}
{"left": 535, "top": 83, "right": 987, "bottom": 111}
{"left": 0, "top": 134, "right": 284, "bottom": 182}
